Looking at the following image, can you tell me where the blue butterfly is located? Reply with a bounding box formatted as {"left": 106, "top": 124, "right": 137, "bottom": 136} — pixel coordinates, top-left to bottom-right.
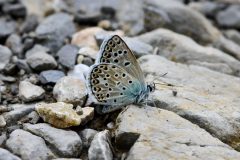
{"left": 87, "top": 35, "right": 155, "bottom": 113}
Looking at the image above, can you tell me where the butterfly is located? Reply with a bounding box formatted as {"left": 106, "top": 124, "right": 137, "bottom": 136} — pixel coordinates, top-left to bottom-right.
{"left": 86, "top": 35, "right": 155, "bottom": 113}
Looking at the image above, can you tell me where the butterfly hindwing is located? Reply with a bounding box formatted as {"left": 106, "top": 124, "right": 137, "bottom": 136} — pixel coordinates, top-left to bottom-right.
{"left": 96, "top": 35, "right": 145, "bottom": 85}
{"left": 87, "top": 63, "right": 144, "bottom": 106}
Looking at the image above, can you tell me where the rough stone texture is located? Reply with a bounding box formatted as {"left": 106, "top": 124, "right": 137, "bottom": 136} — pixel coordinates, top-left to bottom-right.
{"left": 19, "top": 81, "right": 45, "bottom": 102}
{"left": 0, "top": 45, "right": 12, "bottom": 71}
{"left": 26, "top": 52, "right": 57, "bottom": 71}
{"left": 5, "top": 34, "right": 23, "bottom": 56}
{"left": 115, "top": 105, "right": 240, "bottom": 160}
{"left": 0, "top": 19, "right": 16, "bottom": 40}
{"left": 143, "top": 0, "right": 221, "bottom": 44}
{"left": 78, "top": 47, "right": 98, "bottom": 60}
{"left": 57, "top": 45, "right": 79, "bottom": 69}
{"left": 35, "top": 102, "right": 81, "bottom": 128}
{"left": 137, "top": 28, "right": 240, "bottom": 76}
{"left": 53, "top": 76, "right": 87, "bottom": 106}
{"left": 23, "top": 123, "right": 82, "bottom": 158}
{"left": 6, "top": 129, "right": 55, "bottom": 160}
{"left": 25, "top": 44, "right": 50, "bottom": 58}
{"left": 35, "top": 12, "right": 76, "bottom": 52}
{"left": 3, "top": 103, "right": 36, "bottom": 126}
{"left": 88, "top": 130, "right": 113, "bottom": 160}
{"left": 79, "top": 129, "right": 98, "bottom": 148}
{"left": 0, "top": 148, "right": 21, "bottom": 160}
{"left": 139, "top": 55, "right": 240, "bottom": 150}
{"left": 0, "top": 115, "right": 6, "bottom": 127}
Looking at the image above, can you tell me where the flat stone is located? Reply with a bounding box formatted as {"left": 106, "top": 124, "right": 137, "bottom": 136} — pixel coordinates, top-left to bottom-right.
{"left": 57, "top": 44, "right": 79, "bottom": 69}
{"left": 3, "top": 3, "right": 27, "bottom": 18}
{"left": 39, "top": 70, "right": 65, "bottom": 84}
{"left": 20, "top": 14, "right": 39, "bottom": 33}
{"left": 67, "top": 64, "right": 90, "bottom": 82}
{"left": 137, "top": 28, "right": 240, "bottom": 76}
{"left": 79, "top": 128, "right": 98, "bottom": 148}
{"left": 0, "top": 18, "right": 16, "bottom": 40}
{"left": 36, "top": 12, "right": 76, "bottom": 52}
{"left": 224, "top": 29, "right": 240, "bottom": 46}
{"left": 216, "top": 5, "right": 240, "bottom": 29}
{"left": 143, "top": 0, "right": 221, "bottom": 44}
{"left": 0, "top": 115, "right": 6, "bottom": 127}
{"left": 0, "top": 45, "right": 12, "bottom": 71}
{"left": 0, "top": 148, "right": 21, "bottom": 160}
{"left": 115, "top": 105, "right": 240, "bottom": 160}
{"left": 88, "top": 130, "right": 113, "bottom": 160}
{"left": 5, "top": 34, "right": 23, "bottom": 56}
{"left": 0, "top": 132, "right": 7, "bottom": 146}
{"left": 78, "top": 47, "right": 98, "bottom": 60}
{"left": 53, "top": 76, "right": 87, "bottom": 106}
{"left": 36, "top": 102, "right": 81, "bottom": 128}
{"left": 139, "top": 55, "right": 240, "bottom": 150}
{"left": 19, "top": 81, "right": 45, "bottom": 102}
{"left": 25, "top": 44, "right": 50, "bottom": 58}
{"left": 6, "top": 129, "right": 55, "bottom": 160}
{"left": 24, "top": 123, "right": 82, "bottom": 157}
{"left": 26, "top": 52, "right": 57, "bottom": 71}
{"left": 3, "top": 103, "right": 36, "bottom": 126}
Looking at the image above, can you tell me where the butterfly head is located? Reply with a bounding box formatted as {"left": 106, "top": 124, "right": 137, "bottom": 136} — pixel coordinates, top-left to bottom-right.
{"left": 136, "top": 82, "right": 155, "bottom": 104}
{"left": 147, "top": 82, "right": 155, "bottom": 93}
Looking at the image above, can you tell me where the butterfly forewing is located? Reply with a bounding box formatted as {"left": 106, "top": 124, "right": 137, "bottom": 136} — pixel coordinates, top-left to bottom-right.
{"left": 96, "top": 35, "right": 145, "bottom": 85}
{"left": 87, "top": 63, "right": 143, "bottom": 106}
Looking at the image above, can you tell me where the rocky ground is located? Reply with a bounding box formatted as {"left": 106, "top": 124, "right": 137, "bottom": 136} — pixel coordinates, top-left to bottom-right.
{"left": 0, "top": 0, "right": 240, "bottom": 160}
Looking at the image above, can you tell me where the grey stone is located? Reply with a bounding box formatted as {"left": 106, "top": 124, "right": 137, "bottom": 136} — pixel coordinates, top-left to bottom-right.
{"left": 88, "top": 130, "right": 113, "bottom": 160}
{"left": 25, "top": 44, "right": 50, "bottom": 58}
{"left": 0, "top": 105, "right": 13, "bottom": 114}
{"left": 20, "top": 14, "right": 39, "bottom": 33}
{"left": 53, "top": 76, "right": 87, "bottom": 106}
{"left": 39, "top": 70, "right": 65, "bottom": 84}
{"left": 143, "top": 0, "right": 221, "bottom": 44}
{"left": 67, "top": 64, "right": 90, "bottom": 82}
{"left": 216, "top": 5, "right": 240, "bottom": 29}
{"left": 19, "top": 81, "right": 45, "bottom": 102}
{"left": 36, "top": 12, "right": 76, "bottom": 52}
{"left": 23, "top": 123, "right": 82, "bottom": 157}
{"left": 0, "top": 19, "right": 16, "bottom": 40}
{"left": 137, "top": 28, "right": 240, "bottom": 76}
{"left": 213, "top": 35, "right": 240, "bottom": 60}
{"left": 0, "top": 132, "right": 7, "bottom": 146}
{"left": 5, "top": 34, "right": 23, "bottom": 56}
{"left": 82, "top": 57, "right": 94, "bottom": 66}
{"left": 124, "top": 37, "right": 153, "bottom": 58}
{"left": 139, "top": 55, "right": 240, "bottom": 150}
{"left": 3, "top": 3, "right": 27, "bottom": 18}
{"left": 0, "top": 74, "right": 16, "bottom": 82}
{"left": 0, "top": 148, "right": 21, "bottom": 160}
{"left": 57, "top": 45, "right": 79, "bottom": 69}
{"left": 116, "top": 0, "right": 144, "bottom": 35}
{"left": 79, "top": 128, "right": 98, "bottom": 148}
{"left": 0, "top": 45, "right": 12, "bottom": 71}
{"left": 115, "top": 105, "right": 240, "bottom": 160}
{"left": 15, "top": 59, "right": 32, "bottom": 73}
{"left": 26, "top": 52, "right": 57, "bottom": 71}
{"left": 224, "top": 29, "right": 240, "bottom": 46}
{"left": 6, "top": 129, "right": 55, "bottom": 160}
{"left": 0, "top": 115, "right": 6, "bottom": 127}
{"left": 19, "top": 111, "right": 40, "bottom": 124}
{"left": 3, "top": 103, "right": 36, "bottom": 126}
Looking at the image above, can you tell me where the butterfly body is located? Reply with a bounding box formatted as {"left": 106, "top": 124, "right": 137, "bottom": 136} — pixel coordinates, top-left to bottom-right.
{"left": 87, "top": 35, "right": 154, "bottom": 113}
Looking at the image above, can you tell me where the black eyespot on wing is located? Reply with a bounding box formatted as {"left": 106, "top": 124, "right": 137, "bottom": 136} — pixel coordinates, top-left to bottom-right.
{"left": 114, "top": 99, "right": 117, "bottom": 102}
{"left": 109, "top": 88, "right": 112, "bottom": 91}
{"left": 118, "top": 50, "right": 122, "bottom": 54}
{"left": 122, "top": 73, "right": 126, "bottom": 77}
{"left": 123, "top": 50, "right": 127, "bottom": 54}
{"left": 124, "top": 62, "right": 130, "bottom": 66}
{"left": 114, "top": 74, "right": 118, "bottom": 77}
{"left": 114, "top": 59, "right": 118, "bottom": 63}
{"left": 120, "top": 93, "right": 123, "bottom": 95}
{"left": 114, "top": 53, "right": 118, "bottom": 57}
{"left": 117, "top": 82, "right": 120, "bottom": 85}
{"left": 103, "top": 78, "right": 107, "bottom": 80}
{"left": 106, "top": 94, "right": 110, "bottom": 98}
{"left": 106, "top": 74, "right": 110, "bottom": 78}
{"left": 112, "top": 66, "right": 116, "bottom": 69}
{"left": 128, "top": 80, "right": 132, "bottom": 84}
{"left": 105, "top": 83, "right": 108, "bottom": 86}
{"left": 122, "top": 87, "right": 126, "bottom": 90}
